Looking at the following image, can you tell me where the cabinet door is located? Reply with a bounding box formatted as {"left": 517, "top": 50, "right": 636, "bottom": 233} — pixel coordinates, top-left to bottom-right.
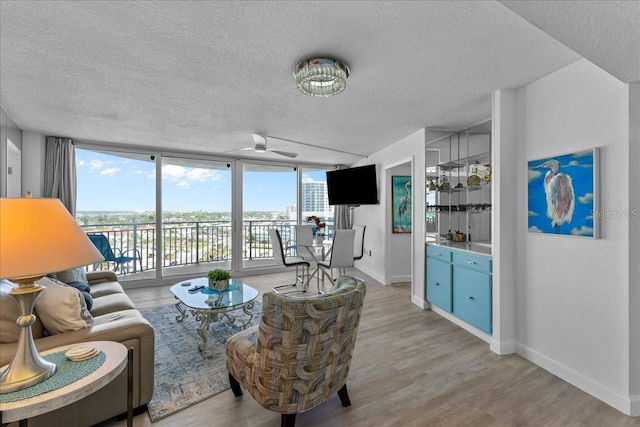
{"left": 453, "top": 267, "right": 491, "bottom": 334}
{"left": 426, "top": 257, "right": 452, "bottom": 312}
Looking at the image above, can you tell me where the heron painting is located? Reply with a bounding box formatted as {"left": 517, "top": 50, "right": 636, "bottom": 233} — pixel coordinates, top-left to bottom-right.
{"left": 392, "top": 176, "right": 412, "bottom": 233}
{"left": 528, "top": 148, "right": 598, "bottom": 238}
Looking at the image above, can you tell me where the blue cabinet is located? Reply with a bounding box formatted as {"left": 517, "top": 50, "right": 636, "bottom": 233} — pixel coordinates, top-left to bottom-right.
{"left": 426, "top": 244, "right": 492, "bottom": 334}
{"left": 453, "top": 266, "right": 492, "bottom": 334}
{"left": 426, "top": 245, "right": 453, "bottom": 262}
{"left": 426, "top": 256, "right": 453, "bottom": 312}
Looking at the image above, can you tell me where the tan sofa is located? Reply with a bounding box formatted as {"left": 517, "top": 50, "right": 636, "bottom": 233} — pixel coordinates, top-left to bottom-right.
{"left": 0, "top": 271, "right": 154, "bottom": 427}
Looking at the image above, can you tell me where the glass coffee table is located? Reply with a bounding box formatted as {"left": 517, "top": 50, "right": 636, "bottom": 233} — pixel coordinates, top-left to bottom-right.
{"left": 169, "top": 277, "right": 259, "bottom": 351}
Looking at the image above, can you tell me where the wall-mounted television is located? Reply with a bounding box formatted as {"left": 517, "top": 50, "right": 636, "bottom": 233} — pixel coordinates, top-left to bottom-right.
{"left": 326, "top": 164, "right": 378, "bottom": 206}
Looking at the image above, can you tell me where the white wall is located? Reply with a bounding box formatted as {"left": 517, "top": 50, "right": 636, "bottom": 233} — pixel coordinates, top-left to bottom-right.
{"left": 21, "top": 132, "right": 46, "bottom": 197}
{"left": 628, "top": 82, "right": 640, "bottom": 402}
{"left": 387, "top": 163, "right": 412, "bottom": 283}
{"left": 511, "top": 59, "right": 633, "bottom": 413}
{"left": 491, "top": 89, "right": 517, "bottom": 355}
{"left": 0, "top": 106, "right": 23, "bottom": 197}
{"left": 352, "top": 128, "right": 426, "bottom": 305}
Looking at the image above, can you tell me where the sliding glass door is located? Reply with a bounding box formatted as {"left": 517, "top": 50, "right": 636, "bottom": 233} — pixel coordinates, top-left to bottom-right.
{"left": 300, "top": 166, "right": 334, "bottom": 238}
{"left": 241, "top": 162, "right": 297, "bottom": 270}
{"left": 161, "top": 156, "right": 232, "bottom": 279}
{"left": 76, "top": 148, "right": 156, "bottom": 282}
{"left": 76, "top": 146, "right": 334, "bottom": 283}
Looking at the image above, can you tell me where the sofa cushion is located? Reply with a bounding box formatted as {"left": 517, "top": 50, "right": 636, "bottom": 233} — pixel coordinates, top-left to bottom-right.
{"left": 51, "top": 268, "right": 93, "bottom": 310}
{"left": 89, "top": 280, "right": 125, "bottom": 298}
{"left": 34, "top": 277, "right": 93, "bottom": 334}
{"left": 66, "top": 281, "right": 93, "bottom": 311}
{"left": 0, "top": 279, "right": 45, "bottom": 342}
{"left": 53, "top": 267, "right": 89, "bottom": 285}
{"left": 90, "top": 292, "right": 136, "bottom": 317}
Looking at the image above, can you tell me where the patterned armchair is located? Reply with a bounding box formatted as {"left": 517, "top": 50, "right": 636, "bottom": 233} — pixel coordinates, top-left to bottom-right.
{"left": 226, "top": 275, "right": 366, "bottom": 427}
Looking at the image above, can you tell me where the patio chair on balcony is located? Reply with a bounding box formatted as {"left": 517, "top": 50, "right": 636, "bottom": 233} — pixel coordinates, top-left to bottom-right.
{"left": 87, "top": 233, "right": 143, "bottom": 273}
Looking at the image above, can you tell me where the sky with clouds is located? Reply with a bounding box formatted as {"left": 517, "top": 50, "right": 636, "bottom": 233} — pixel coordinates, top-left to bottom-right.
{"left": 76, "top": 149, "right": 326, "bottom": 212}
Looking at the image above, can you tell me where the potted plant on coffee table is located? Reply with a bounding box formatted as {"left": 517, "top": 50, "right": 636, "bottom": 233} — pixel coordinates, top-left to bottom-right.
{"left": 207, "top": 269, "right": 231, "bottom": 291}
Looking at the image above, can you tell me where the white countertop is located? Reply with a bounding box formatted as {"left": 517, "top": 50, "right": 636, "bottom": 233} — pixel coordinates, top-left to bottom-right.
{"left": 426, "top": 240, "right": 492, "bottom": 256}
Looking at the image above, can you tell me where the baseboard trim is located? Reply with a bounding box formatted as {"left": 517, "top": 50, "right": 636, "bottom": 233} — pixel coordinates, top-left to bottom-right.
{"left": 630, "top": 395, "right": 640, "bottom": 417}
{"left": 489, "top": 339, "right": 516, "bottom": 355}
{"left": 354, "top": 265, "right": 385, "bottom": 285}
{"left": 411, "top": 295, "right": 428, "bottom": 309}
{"left": 390, "top": 274, "right": 411, "bottom": 283}
{"left": 516, "top": 342, "right": 633, "bottom": 416}
{"left": 430, "top": 305, "right": 492, "bottom": 344}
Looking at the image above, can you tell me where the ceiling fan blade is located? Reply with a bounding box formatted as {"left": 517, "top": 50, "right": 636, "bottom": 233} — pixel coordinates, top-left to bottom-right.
{"left": 268, "top": 149, "right": 298, "bottom": 158}
{"left": 248, "top": 133, "right": 297, "bottom": 157}
{"left": 252, "top": 133, "right": 266, "bottom": 145}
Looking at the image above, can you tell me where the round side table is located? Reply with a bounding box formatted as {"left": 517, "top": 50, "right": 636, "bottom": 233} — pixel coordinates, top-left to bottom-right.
{"left": 0, "top": 341, "right": 132, "bottom": 427}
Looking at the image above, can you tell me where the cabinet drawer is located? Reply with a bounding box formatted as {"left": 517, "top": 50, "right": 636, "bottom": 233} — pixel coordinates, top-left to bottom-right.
{"left": 453, "top": 252, "right": 492, "bottom": 273}
{"left": 426, "top": 245, "right": 453, "bottom": 262}
{"left": 426, "top": 258, "right": 452, "bottom": 312}
{"left": 453, "top": 267, "right": 492, "bottom": 334}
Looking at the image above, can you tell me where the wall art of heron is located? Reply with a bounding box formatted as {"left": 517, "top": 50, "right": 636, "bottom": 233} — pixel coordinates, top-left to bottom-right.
{"left": 535, "top": 159, "right": 575, "bottom": 233}
{"left": 528, "top": 149, "right": 596, "bottom": 237}
{"left": 398, "top": 180, "right": 411, "bottom": 218}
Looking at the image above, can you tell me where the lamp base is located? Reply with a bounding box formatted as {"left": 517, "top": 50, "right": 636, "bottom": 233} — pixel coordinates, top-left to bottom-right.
{"left": 0, "top": 359, "right": 56, "bottom": 393}
{"left": 0, "top": 279, "right": 57, "bottom": 394}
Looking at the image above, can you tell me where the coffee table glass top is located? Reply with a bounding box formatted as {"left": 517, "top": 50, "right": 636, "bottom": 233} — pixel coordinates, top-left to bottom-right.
{"left": 170, "top": 277, "right": 258, "bottom": 310}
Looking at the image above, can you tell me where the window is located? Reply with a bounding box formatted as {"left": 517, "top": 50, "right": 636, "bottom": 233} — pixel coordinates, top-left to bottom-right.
{"left": 241, "top": 162, "right": 297, "bottom": 269}
{"left": 76, "top": 148, "right": 156, "bottom": 281}
{"left": 161, "top": 156, "right": 232, "bottom": 278}
{"left": 76, "top": 146, "right": 335, "bottom": 283}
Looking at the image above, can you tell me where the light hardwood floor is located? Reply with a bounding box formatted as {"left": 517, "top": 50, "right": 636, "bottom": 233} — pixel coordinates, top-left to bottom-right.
{"left": 104, "top": 269, "right": 640, "bottom": 427}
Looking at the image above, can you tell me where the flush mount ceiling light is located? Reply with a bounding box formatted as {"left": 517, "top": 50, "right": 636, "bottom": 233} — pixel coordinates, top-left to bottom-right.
{"left": 294, "top": 57, "right": 350, "bottom": 97}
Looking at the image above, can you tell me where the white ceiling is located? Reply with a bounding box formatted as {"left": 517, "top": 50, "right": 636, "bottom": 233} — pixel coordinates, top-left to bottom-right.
{"left": 1, "top": 1, "right": 638, "bottom": 166}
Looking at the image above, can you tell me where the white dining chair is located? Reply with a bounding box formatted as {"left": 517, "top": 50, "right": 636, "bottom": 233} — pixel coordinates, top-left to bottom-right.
{"left": 269, "top": 229, "right": 311, "bottom": 293}
{"left": 317, "top": 229, "right": 356, "bottom": 285}
{"left": 353, "top": 225, "right": 366, "bottom": 261}
{"left": 294, "top": 225, "right": 316, "bottom": 261}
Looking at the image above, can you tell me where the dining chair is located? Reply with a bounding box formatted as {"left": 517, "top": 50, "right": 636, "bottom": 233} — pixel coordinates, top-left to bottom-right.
{"left": 353, "top": 224, "right": 366, "bottom": 261}
{"left": 269, "top": 229, "right": 310, "bottom": 293}
{"left": 293, "top": 224, "right": 316, "bottom": 261}
{"left": 317, "top": 229, "right": 356, "bottom": 284}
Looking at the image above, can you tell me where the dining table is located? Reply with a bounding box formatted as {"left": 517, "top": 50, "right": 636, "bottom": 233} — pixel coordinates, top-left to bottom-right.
{"left": 298, "top": 239, "right": 332, "bottom": 292}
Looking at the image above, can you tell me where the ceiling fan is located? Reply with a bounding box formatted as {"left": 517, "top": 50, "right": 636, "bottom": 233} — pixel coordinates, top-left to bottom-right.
{"left": 239, "top": 134, "right": 298, "bottom": 158}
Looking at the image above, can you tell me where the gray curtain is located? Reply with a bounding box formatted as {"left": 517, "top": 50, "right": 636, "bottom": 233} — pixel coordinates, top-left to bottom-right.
{"left": 333, "top": 166, "right": 352, "bottom": 230}
{"left": 334, "top": 205, "right": 352, "bottom": 230}
{"left": 44, "top": 137, "right": 76, "bottom": 215}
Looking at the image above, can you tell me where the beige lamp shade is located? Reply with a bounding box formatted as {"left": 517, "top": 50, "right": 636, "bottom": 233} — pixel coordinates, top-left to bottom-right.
{"left": 0, "top": 197, "right": 104, "bottom": 280}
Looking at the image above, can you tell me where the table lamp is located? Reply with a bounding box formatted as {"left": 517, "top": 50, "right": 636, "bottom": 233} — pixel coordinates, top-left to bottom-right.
{"left": 0, "top": 196, "right": 104, "bottom": 393}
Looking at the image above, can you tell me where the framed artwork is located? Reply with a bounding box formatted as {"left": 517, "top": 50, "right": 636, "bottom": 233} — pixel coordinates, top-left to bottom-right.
{"left": 528, "top": 148, "right": 599, "bottom": 238}
{"left": 392, "top": 175, "right": 411, "bottom": 233}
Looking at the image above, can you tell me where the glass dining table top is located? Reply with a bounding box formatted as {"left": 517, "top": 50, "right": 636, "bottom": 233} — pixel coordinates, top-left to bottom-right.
{"left": 169, "top": 277, "right": 258, "bottom": 310}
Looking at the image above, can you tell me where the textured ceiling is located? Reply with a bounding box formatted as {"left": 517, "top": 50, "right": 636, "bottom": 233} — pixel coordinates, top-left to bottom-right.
{"left": 0, "top": 1, "right": 636, "bottom": 166}
{"left": 499, "top": 0, "right": 640, "bottom": 84}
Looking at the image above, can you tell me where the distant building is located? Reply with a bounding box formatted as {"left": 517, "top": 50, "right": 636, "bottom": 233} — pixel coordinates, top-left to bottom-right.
{"left": 302, "top": 179, "right": 328, "bottom": 213}
{"left": 287, "top": 178, "right": 332, "bottom": 221}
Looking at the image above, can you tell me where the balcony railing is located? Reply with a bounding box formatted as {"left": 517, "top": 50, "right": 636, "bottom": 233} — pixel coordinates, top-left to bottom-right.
{"left": 81, "top": 219, "right": 334, "bottom": 275}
